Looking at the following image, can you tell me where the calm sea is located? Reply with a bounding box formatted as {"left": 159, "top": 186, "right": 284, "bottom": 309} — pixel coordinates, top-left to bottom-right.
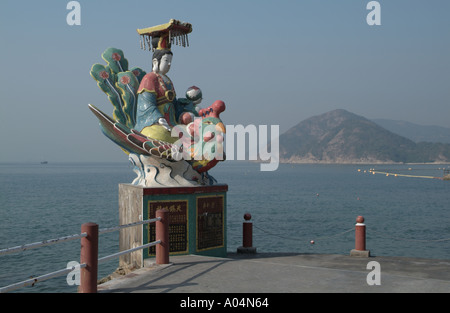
{"left": 1, "top": 161, "right": 449, "bottom": 293}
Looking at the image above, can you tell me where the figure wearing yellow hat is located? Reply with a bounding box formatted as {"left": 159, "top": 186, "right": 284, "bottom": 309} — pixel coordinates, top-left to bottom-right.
{"left": 134, "top": 20, "right": 194, "bottom": 143}
{"left": 89, "top": 19, "right": 228, "bottom": 186}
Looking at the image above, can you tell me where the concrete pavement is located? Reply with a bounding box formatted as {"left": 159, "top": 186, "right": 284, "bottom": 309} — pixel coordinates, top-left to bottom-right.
{"left": 97, "top": 253, "right": 450, "bottom": 293}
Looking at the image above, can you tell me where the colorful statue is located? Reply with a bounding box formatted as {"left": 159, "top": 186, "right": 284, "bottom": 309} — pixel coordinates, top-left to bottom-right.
{"left": 89, "top": 20, "right": 226, "bottom": 187}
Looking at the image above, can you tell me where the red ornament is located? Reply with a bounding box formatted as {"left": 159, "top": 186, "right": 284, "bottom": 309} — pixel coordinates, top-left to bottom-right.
{"left": 199, "top": 100, "right": 225, "bottom": 119}
{"left": 120, "top": 76, "right": 131, "bottom": 85}
{"left": 112, "top": 53, "right": 121, "bottom": 61}
{"left": 99, "top": 71, "right": 109, "bottom": 79}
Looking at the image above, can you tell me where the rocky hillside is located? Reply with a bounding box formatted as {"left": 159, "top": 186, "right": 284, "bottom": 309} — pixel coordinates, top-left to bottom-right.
{"left": 279, "top": 109, "right": 450, "bottom": 163}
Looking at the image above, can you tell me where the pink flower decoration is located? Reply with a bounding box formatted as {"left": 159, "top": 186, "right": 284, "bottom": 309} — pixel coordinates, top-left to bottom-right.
{"left": 112, "top": 53, "right": 121, "bottom": 61}
{"left": 120, "top": 76, "right": 131, "bottom": 85}
{"left": 99, "top": 71, "right": 109, "bottom": 79}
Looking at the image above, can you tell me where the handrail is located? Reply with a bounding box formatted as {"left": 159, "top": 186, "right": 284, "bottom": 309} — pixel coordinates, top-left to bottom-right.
{"left": 0, "top": 263, "right": 87, "bottom": 294}
{"left": 0, "top": 233, "right": 88, "bottom": 256}
{"left": 0, "top": 212, "right": 169, "bottom": 293}
{"left": 98, "top": 240, "right": 161, "bottom": 264}
{"left": 98, "top": 217, "right": 161, "bottom": 235}
{"left": 0, "top": 218, "right": 162, "bottom": 257}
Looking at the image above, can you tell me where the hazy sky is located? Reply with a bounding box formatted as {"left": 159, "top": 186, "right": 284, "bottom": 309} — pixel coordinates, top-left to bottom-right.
{"left": 0, "top": 0, "right": 449, "bottom": 162}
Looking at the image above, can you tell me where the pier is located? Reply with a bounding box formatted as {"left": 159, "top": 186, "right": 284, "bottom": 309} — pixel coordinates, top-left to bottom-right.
{"left": 98, "top": 214, "right": 450, "bottom": 293}
{"left": 1, "top": 213, "right": 449, "bottom": 294}
{"left": 97, "top": 253, "right": 450, "bottom": 293}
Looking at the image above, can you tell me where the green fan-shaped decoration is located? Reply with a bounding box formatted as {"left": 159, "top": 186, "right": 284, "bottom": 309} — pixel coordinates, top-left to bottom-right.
{"left": 102, "top": 47, "right": 128, "bottom": 74}
{"left": 90, "top": 48, "right": 146, "bottom": 129}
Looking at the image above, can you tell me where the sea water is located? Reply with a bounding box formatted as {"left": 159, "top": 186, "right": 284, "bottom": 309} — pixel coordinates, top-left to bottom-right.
{"left": 0, "top": 161, "right": 449, "bottom": 293}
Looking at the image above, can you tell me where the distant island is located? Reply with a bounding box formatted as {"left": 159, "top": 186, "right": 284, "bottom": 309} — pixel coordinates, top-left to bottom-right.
{"left": 372, "top": 118, "right": 450, "bottom": 144}
{"left": 278, "top": 109, "right": 450, "bottom": 164}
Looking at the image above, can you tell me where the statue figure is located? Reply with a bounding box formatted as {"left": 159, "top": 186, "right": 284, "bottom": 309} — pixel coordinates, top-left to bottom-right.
{"left": 88, "top": 20, "right": 226, "bottom": 187}
{"left": 135, "top": 35, "right": 194, "bottom": 142}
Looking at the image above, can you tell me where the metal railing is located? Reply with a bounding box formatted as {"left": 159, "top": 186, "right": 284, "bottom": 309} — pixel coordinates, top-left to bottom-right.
{"left": 0, "top": 209, "right": 170, "bottom": 293}
{"left": 0, "top": 232, "right": 88, "bottom": 256}
{"left": 98, "top": 217, "right": 162, "bottom": 265}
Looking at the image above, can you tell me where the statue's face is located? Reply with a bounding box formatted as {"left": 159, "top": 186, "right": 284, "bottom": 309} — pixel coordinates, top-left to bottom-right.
{"left": 157, "top": 54, "right": 172, "bottom": 75}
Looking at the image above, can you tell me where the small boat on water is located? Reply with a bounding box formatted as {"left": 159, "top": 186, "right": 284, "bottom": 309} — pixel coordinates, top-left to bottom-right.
{"left": 40, "top": 161, "right": 48, "bottom": 164}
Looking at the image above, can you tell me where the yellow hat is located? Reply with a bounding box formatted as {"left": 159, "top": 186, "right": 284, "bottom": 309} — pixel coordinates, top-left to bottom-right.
{"left": 137, "top": 19, "right": 192, "bottom": 51}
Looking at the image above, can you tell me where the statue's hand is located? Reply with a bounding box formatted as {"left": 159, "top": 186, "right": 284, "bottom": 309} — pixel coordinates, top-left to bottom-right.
{"left": 158, "top": 118, "right": 172, "bottom": 131}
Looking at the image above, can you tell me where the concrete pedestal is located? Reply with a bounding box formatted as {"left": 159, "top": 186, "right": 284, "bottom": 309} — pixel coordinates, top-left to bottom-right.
{"left": 237, "top": 246, "right": 257, "bottom": 254}
{"left": 119, "top": 184, "right": 228, "bottom": 269}
{"left": 350, "top": 249, "right": 370, "bottom": 258}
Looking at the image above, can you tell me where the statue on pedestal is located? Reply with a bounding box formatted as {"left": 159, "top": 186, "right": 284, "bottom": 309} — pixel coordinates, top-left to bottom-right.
{"left": 88, "top": 20, "right": 226, "bottom": 187}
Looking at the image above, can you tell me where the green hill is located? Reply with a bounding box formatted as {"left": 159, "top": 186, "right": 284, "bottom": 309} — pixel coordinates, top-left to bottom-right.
{"left": 279, "top": 109, "right": 450, "bottom": 163}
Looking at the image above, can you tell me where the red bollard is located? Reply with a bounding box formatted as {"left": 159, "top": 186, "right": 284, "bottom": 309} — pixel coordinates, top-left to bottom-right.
{"left": 156, "top": 209, "right": 170, "bottom": 265}
{"left": 350, "top": 216, "right": 370, "bottom": 257}
{"left": 237, "top": 213, "right": 257, "bottom": 254}
{"left": 355, "top": 216, "right": 366, "bottom": 251}
{"left": 80, "top": 222, "right": 99, "bottom": 293}
{"left": 243, "top": 213, "right": 253, "bottom": 248}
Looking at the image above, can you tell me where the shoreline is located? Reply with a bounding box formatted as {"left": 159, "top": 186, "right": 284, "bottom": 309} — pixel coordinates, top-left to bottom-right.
{"left": 277, "top": 160, "right": 450, "bottom": 165}
{"left": 1, "top": 160, "right": 449, "bottom": 166}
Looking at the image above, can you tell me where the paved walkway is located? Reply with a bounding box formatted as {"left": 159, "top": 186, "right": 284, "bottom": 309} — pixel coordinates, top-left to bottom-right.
{"left": 97, "top": 253, "right": 450, "bottom": 293}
